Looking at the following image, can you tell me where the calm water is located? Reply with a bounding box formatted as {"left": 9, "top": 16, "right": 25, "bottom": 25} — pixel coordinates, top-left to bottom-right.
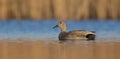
{"left": 0, "top": 20, "right": 120, "bottom": 41}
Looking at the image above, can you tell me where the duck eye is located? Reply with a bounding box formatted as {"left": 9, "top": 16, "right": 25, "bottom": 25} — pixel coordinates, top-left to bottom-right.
{"left": 60, "top": 22, "right": 62, "bottom": 24}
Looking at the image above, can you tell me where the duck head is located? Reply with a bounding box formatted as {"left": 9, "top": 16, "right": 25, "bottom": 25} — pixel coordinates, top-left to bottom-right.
{"left": 53, "top": 21, "right": 66, "bottom": 32}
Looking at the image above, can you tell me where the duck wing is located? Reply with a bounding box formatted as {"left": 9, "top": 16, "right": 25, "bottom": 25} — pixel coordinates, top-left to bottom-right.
{"left": 68, "top": 30, "right": 94, "bottom": 35}
{"left": 64, "top": 30, "right": 95, "bottom": 40}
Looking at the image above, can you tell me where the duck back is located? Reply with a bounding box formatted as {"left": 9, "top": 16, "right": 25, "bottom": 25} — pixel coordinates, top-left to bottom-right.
{"left": 59, "top": 30, "right": 95, "bottom": 41}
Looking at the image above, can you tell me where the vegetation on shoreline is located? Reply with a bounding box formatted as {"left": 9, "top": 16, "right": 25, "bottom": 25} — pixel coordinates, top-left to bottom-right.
{"left": 0, "top": 0, "right": 120, "bottom": 20}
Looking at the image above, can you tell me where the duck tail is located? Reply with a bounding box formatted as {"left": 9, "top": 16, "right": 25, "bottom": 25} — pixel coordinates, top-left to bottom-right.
{"left": 86, "top": 34, "right": 96, "bottom": 41}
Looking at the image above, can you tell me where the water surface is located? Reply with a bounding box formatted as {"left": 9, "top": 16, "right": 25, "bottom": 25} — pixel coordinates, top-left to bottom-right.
{"left": 0, "top": 20, "right": 119, "bottom": 41}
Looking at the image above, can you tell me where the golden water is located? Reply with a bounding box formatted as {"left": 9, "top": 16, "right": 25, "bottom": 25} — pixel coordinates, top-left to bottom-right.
{"left": 0, "top": 39, "right": 120, "bottom": 59}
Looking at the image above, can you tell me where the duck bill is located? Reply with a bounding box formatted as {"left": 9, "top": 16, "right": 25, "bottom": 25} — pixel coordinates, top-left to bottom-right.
{"left": 53, "top": 25, "right": 58, "bottom": 29}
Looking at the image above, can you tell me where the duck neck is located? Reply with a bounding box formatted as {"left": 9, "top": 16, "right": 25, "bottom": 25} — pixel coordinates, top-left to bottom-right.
{"left": 61, "top": 25, "right": 66, "bottom": 32}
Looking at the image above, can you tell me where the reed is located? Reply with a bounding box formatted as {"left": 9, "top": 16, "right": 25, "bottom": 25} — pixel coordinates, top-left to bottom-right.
{"left": 0, "top": 0, "right": 120, "bottom": 20}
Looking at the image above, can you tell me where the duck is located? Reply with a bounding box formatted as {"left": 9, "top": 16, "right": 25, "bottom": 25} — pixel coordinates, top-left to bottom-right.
{"left": 53, "top": 21, "right": 96, "bottom": 41}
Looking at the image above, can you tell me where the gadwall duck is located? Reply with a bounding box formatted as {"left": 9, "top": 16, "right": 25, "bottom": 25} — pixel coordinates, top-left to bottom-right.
{"left": 53, "top": 21, "right": 96, "bottom": 41}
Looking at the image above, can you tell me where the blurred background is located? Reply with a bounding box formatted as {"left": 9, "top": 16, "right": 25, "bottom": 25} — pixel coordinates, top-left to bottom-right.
{"left": 0, "top": 0, "right": 120, "bottom": 40}
{"left": 0, "top": 0, "right": 120, "bottom": 20}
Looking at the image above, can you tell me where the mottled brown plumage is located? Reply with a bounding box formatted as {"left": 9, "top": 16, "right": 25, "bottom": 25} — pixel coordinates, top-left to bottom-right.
{"left": 53, "top": 21, "right": 96, "bottom": 41}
